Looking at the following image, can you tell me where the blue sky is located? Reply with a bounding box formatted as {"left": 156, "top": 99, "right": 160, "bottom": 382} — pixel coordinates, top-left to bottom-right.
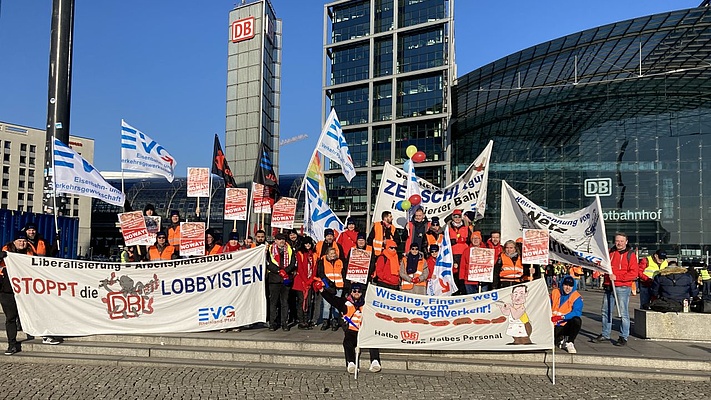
{"left": 0, "top": 0, "right": 698, "bottom": 176}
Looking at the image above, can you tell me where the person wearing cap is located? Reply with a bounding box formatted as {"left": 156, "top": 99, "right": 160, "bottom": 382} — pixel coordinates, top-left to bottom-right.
{"left": 147, "top": 231, "right": 177, "bottom": 261}
{"left": 316, "top": 228, "right": 344, "bottom": 261}
{"left": 293, "top": 237, "right": 318, "bottom": 330}
{"left": 637, "top": 249, "right": 668, "bottom": 309}
{"left": 425, "top": 216, "right": 444, "bottom": 250}
{"left": 551, "top": 275, "right": 584, "bottom": 354}
{"left": 458, "top": 231, "right": 490, "bottom": 294}
{"left": 315, "top": 281, "right": 382, "bottom": 374}
{"left": 400, "top": 243, "right": 429, "bottom": 295}
{"left": 204, "top": 229, "right": 222, "bottom": 255}
{"left": 373, "top": 239, "right": 401, "bottom": 290}
{"left": 404, "top": 207, "right": 429, "bottom": 254}
{"left": 367, "top": 211, "right": 397, "bottom": 257}
{"left": 0, "top": 231, "right": 36, "bottom": 355}
{"left": 448, "top": 209, "right": 471, "bottom": 295}
{"left": 317, "top": 247, "right": 346, "bottom": 331}
{"left": 166, "top": 210, "right": 182, "bottom": 255}
{"left": 266, "top": 233, "right": 296, "bottom": 331}
{"left": 337, "top": 218, "right": 359, "bottom": 254}
{"left": 220, "top": 231, "right": 242, "bottom": 253}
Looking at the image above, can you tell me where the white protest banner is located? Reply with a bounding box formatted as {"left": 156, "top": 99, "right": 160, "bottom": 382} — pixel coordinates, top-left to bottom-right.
{"left": 358, "top": 279, "right": 553, "bottom": 351}
{"left": 118, "top": 211, "right": 151, "bottom": 246}
{"left": 121, "top": 120, "right": 177, "bottom": 183}
{"left": 253, "top": 183, "right": 272, "bottom": 214}
{"left": 271, "top": 197, "right": 297, "bottom": 229}
{"left": 346, "top": 248, "right": 371, "bottom": 284}
{"left": 467, "top": 247, "right": 495, "bottom": 282}
{"left": 187, "top": 167, "right": 210, "bottom": 197}
{"left": 500, "top": 181, "right": 611, "bottom": 274}
{"left": 224, "top": 188, "right": 248, "bottom": 220}
{"left": 180, "top": 222, "right": 206, "bottom": 257}
{"left": 522, "top": 229, "right": 550, "bottom": 265}
{"left": 372, "top": 141, "right": 493, "bottom": 228}
{"left": 4, "top": 247, "right": 266, "bottom": 336}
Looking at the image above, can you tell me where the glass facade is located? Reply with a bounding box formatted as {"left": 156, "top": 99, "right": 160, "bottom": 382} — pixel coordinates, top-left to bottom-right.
{"left": 451, "top": 7, "right": 711, "bottom": 254}
{"left": 325, "top": 0, "right": 453, "bottom": 225}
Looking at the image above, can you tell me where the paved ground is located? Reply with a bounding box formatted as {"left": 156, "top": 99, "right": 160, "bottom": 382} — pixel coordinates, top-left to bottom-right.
{"left": 2, "top": 362, "right": 709, "bottom": 400}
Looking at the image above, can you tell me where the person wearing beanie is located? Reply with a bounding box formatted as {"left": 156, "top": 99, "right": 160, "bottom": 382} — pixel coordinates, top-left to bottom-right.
{"left": 400, "top": 243, "right": 429, "bottom": 295}
{"left": 458, "top": 230, "right": 490, "bottom": 294}
{"left": 166, "top": 210, "right": 182, "bottom": 256}
{"left": 316, "top": 228, "right": 344, "bottom": 262}
{"left": 220, "top": 231, "right": 242, "bottom": 254}
{"left": 287, "top": 229, "right": 302, "bottom": 252}
{"left": 337, "top": 218, "right": 359, "bottom": 255}
{"left": 316, "top": 281, "right": 382, "bottom": 374}
{"left": 23, "top": 222, "right": 54, "bottom": 257}
{"left": 373, "top": 239, "right": 401, "bottom": 290}
{"left": 426, "top": 244, "right": 440, "bottom": 280}
{"left": 551, "top": 275, "right": 584, "bottom": 354}
{"left": 143, "top": 204, "right": 156, "bottom": 216}
{"left": 266, "top": 233, "right": 296, "bottom": 331}
{"left": 147, "top": 231, "right": 177, "bottom": 261}
{"left": 0, "top": 231, "right": 36, "bottom": 355}
{"left": 425, "top": 216, "right": 444, "bottom": 251}
{"left": 317, "top": 247, "right": 346, "bottom": 331}
{"left": 293, "top": 237, "right": 318, "bottom": 330}
{"left": 204, "top": 229, "right": 222, "bottom": 255}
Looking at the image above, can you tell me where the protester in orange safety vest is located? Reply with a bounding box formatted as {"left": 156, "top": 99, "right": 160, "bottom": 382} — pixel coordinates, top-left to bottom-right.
{"left": 368, "top": 211, "right": 397, "bottom": 256}
{"left": 204, "top": 229, "right": 222, "bottom": 255}
{"left": 166, "top": 210, "right": 182, "bottom": 255}
{"left": 0, "top": 231, "right": 36, "bottom": 355}
{"left": 317, "top": 247, "right": 346, "bottom": 331}
{"left": 147, "top": 231, "right": 177, "bottom": 261}
{"left": 373, "top": 239, "right": 401, "bottom": 290}
{"left": 551, "top": 276, "right": 583, "bottom": 354}
{"left": 399, "top": 243, "right": 429, "bottom": 295}
{"left": 493, "top": 240, "right": 525, "bottom": 289}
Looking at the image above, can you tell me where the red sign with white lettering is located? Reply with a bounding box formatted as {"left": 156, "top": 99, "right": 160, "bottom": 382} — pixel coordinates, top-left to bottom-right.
{"left": 231, "top": 16, "right": 256, "bottom": 43}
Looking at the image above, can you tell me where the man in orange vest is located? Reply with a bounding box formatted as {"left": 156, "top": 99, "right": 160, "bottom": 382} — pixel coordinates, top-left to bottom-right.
{"left": 166, "top": 210, "right": 181, "bottom": 256}
{"left": 551, "top": 276, "right": 583, "bottom": 354}
{"left": 448, "top": 209, "right": 470, "bottom": 295}
{"left": 368, "top": 211, "right": 398, "bottom": 256}
{"left": 147, "top": 231, "right": 177, "bottom": 261}
{"left": 23, "top": 222, "right": 51, "bottom": 256}
{"left": 316, "top": 229, "right": 344, "bottom": 262}
{"left": 317, "top": 247, "right": 346, "bottom": 331}
{"left": 399, "top": 243, "right": 429, "bottom": 295}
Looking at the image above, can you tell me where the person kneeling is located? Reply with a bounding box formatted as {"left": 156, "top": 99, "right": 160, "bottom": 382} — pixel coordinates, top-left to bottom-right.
{"left": 551, "top": 276, "right": 583, "bottom": 354}
{"left": 314, "top": 281, "right": 381, "bottom": 374}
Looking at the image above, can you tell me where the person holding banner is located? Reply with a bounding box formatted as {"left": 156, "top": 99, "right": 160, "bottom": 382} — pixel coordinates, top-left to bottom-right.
{"left": 426, "top": 244, "right": 439, "bottom": 281}
{"left": 592, "top": 233, "right": 638, "bottom": 346}
{"left": 347, "top": 233, "right": 375, "bottom": 283}
{"left": 368, "top": 211, "right": 398, "bottom": 256}
{"left": 399, "top": 243, "right": 429, "bottom": 295}
{"left": 458, "top": 231, "right": 490, "bottom": 294}
{"left": 220, "top": 232, "right": 242, "bottom": 253}
{"left": 147, "top": 232, "right": 177, "bottom": 261}
{"left": 317, "top": 247, "right": 347, "bottom": 331}
{"left": 204, "top": 229, "right": 222, "bottom": 255}
{"left": 313, "top": 281, "right": 382, "bottom": 374}
{"left": 255, "top": 230, "right": 268, "bottom": 247}
{"left": 551, "top": 276, "right": 584, "bottom": 354}
{"left": 166, "top": 210, "right": 182, "bottom": 256}
{"left": 266, "top": 233, "right": 296, "bottom": 331}
{"left": 373, "top": 239, "right": 401, "bottom": 290}
{"left": 23, "top": 222, "right": 55, "bottom": 257}
{"left": 294, "top": 237, "right": 318, "bottom": 330}
{"left": 0, "top": 231, "right": 36, "bottom": 355}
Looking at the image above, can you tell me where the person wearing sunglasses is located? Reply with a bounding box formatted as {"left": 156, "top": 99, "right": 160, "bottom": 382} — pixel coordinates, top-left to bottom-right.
{"left": 400, "top": 244, "right": 429, "bottom": 295}
{"left": 314, "top": 281, "right": 382, "bottom": 374}
{"left": 372, "top": 239, "right": 401, "bottom": 290}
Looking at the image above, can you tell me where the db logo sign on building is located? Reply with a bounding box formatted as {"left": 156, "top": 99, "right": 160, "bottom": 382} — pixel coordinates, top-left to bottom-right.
{"left": 584, "top": 178, "right": 612, "bottom": 197}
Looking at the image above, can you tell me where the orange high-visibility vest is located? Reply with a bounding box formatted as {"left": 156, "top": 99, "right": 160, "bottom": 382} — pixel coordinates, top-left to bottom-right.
{"left": 551, "top": 289, "right": 582, "bottom": 326}
{"left": 343, "top": 302, "right": 362, "bottom": 331}
{"left": 148, "top": 245, "right": 175, "bottom": 261}
{"left": 401, "top": 258, "right": 426, "bottom": 291}
{"left": 322, "top": 258, "right": 344, "bottom": 288}
{"left": 500, "top": 254, "right": 523, "bottom": 281}
{"left": 372, "top": 223, "right": 396, "bottom": 256}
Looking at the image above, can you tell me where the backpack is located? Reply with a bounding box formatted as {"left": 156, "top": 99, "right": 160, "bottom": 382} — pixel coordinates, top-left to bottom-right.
{"left": 649, "top": 297, "right": 682, "bottom": 313}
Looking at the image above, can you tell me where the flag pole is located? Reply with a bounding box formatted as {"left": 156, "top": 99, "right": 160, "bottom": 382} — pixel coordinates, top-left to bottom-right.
{"left": 206, "top": 173, "right": 213, "bottom": 229}
{"left": 246, "top": 182, "right": 254, "bottom": 240}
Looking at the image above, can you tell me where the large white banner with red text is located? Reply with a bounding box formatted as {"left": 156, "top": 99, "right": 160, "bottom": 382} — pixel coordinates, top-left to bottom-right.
{"left": 4, "top": 247, "right": 266, "bottom": 336}
{"left": 358, "top": 279, "right": 553, "bottom": 350}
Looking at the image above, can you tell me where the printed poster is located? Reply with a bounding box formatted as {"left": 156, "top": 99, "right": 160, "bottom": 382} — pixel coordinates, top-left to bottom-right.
{"left": 522, "top": 229, "right": 550, "bottom": 265}
{"left": 224, "top": 188, "right": 248, "bottom": 220}
{"left": 187, "top": 167, "right": 210, "bottom": 197}
{"left": 253, "top": 183, "right": 272, "bottom": 214}
{"left": 271, "top": 197, "right": 297, "bottom": 229}
{"left": 118, "top": 211, "right": 150, "bottom": 246}
{"left": 180, "top": 222, "right": 206, "bottom": 257}
{"left": 4, "top": 248, "right": 266, "bottom": 335}
{"left": 467, "top": 247, "right": 495, "bottom": 282}
{"left": 346, "top": 248, "right": 372, "bottom": 284}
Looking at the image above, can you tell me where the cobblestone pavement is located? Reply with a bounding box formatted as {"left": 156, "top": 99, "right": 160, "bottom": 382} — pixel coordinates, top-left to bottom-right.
{"left": 1, "top": 363, "right": 708, "bottom": 400}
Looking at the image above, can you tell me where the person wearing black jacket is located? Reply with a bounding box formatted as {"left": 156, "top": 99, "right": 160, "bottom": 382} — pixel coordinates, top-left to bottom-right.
{"left": 315, "top": 281, "right": 381, "bottom": 374}
{"left": 651, "top": 266, "right": 699, "bottom": 305}
{"left": 265, "top": 233, "right": 296, "bottom": 331}
{"left": 0, "top": 231, "right": 35, "bottom": 355}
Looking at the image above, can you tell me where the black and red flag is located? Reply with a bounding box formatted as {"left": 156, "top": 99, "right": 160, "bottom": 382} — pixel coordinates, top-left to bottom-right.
{"left": 212, "top": 134, "right": 237, "bottom": 188}
{"left": 253, "top": 141, "right": 280, "bottom": 200}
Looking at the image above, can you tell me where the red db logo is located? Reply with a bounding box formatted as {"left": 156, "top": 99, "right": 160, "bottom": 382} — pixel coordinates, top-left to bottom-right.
{"left": 401, "top": 330, "right": 419, "bottom": 341}
{"left": 231, "top": 16, "right": 255, "bottom": 43}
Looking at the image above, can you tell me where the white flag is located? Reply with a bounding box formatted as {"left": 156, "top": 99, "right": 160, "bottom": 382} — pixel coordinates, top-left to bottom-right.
{"left": 121, "top": 120, "right": 177, "bottom": 183}
{"left": 427, "top": 227, "right": 458, "bottom": 296}
{"left": 500, "top": 180, "right": 612, "bottom": 274}
{"left": 53, "top": 139, "right": 125, "bottom": 206}
{"left": 405, "top": 159, "right": 421, "bottom": 220}
{"left": 303, "top": 180, "right": 344, "bottom": 241}
{"left": 316, "top": 109, "right": 356, "bottom": 182}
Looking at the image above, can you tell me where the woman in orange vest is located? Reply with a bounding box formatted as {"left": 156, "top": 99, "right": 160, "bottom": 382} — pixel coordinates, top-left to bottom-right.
{"left": 315, "top": 282, "right": 382, "bottom": 374}
{"left": 317, "top": 247, "right": 346, "bottom": 331}
{"left": 551, "top": 276, "right": 583, "bottom": 354}
{"left": 494, "top": 240, "right": 525, "bottom": 289}
{"left": 204, "top": 229, "right": 222, "bottom": 255}
{"left": 399, "top": 243, "right": 429, "bottom": 295}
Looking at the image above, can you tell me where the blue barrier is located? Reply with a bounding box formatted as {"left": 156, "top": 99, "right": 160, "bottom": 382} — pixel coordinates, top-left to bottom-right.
{"left": 0, "top": 209, "right": 78, "bottom": 258}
